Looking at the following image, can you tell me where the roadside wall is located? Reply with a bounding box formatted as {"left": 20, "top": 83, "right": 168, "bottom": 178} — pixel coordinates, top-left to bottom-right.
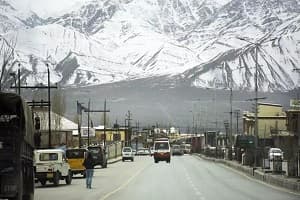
{"left": 196, "top": 154, "right": 300, "bottom": 193}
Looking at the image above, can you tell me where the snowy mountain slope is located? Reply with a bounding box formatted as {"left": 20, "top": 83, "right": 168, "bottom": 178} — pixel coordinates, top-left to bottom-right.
{"left": 1, "top": 0, "right": 300, "bottom": 91}
{"left": 180, "top": 0, "right": 300, "bottom": 91}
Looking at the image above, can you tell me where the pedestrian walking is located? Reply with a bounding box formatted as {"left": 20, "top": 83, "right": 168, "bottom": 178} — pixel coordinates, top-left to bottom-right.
{"left": 83, "top": 151, "right": 95, "bottom": 189}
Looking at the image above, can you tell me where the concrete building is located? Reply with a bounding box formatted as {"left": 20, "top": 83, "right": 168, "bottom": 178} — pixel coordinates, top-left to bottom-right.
{"left": 33, "top": 107, "right": 78, "bottom": 148}
{"left": 94, "top": 126, "right": 126, "bottom": 143}
{"left": 243, "top": 103, "right": 287, "bottom": 139}
{"left": 283, "top": 109, "right": 300, "bottom": 177}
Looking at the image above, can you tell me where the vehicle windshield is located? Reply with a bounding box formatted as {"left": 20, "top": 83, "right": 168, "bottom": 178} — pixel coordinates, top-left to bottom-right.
{"left": 155, "top": 142, "right": 169, "bottom": 150}
{"left": 39, "top": 153, "right": 58, "bottom": 161}
{"left": 88, "top": 147, "right": 101, "bottom": 154}
{"left": 123, "top": 148, "right": 132, "bottom": 152}
{"left": 271, "top": 149, "right": 282, "bottom": 153}
{"left": 66, "top": 150, "right": 85, "bottom": 159}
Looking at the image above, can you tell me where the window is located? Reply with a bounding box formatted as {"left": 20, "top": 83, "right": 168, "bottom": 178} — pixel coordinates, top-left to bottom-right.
{"left": 155, "top": 142, "right": 169, "bottom": 150}
{"left": 123, "top": 147, "right": 132, "bottom": 152}
{"left": 66, "top": 150, "right": 85, "bottom": 159}
{"left": 40, "top": 153, "right": 58, "bottom": 161}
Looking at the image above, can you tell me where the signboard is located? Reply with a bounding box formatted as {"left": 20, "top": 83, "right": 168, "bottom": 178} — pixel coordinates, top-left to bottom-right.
{"left": 290, "top": 99, "right": 300, "bottom": 108}
{"left": 234, "top": 135, "right": 255, "bottom": 148}
{"left": 81, "top": 128, "right": 95, "bottom": 137}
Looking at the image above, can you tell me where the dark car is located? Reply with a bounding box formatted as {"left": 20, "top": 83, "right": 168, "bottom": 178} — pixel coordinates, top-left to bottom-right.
{"left": 87, "top": 145, "right": 107, "bottom": 168}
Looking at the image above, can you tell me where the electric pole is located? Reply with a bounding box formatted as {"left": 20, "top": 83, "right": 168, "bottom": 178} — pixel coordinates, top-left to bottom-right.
{"left": 79, "top": 100, "right": 110, "bottom": 147}
{"left": 12, "top": 63, "right": 58, "bottom": 148}
{"left": 125, "top": 111, "right": 132, "bottom": 146}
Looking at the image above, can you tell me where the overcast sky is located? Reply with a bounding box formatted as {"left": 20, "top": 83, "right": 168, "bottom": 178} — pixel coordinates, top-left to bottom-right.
{"left": 9, "top": 0, "right": 91, "bottom": 18}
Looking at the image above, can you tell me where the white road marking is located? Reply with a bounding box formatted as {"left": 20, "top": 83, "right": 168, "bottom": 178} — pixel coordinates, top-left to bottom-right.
{"left": 99, "top": 163, "right": 149, "bottom": 200}
{"left": 184, "top": 167, "right": 206, "bottom": 200}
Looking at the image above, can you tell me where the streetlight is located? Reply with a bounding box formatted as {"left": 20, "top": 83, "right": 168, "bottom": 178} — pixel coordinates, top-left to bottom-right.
{"left": 237, "top": 36, "right": 277, "bottom": 167}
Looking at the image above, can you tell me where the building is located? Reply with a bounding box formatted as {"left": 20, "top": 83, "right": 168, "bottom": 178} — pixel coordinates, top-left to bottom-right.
{"left": 94, "top": 126, "right": 126, "bottom": 143}
{"left": 33, "top": 107, "right": 78, "bottom": 148}
{"left": 282, "top": 108, "right": 300, "bottom": 177}
{"left": 243, "top": 103, "right": 287, "bottom": 139}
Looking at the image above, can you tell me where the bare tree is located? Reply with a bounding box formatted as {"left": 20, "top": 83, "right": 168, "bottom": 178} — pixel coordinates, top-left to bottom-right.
{"left": 52, "top": 87, "right": 66, "bottom": 131}
{"left": 0, "top": 35, "right": 17, "bottom": 91}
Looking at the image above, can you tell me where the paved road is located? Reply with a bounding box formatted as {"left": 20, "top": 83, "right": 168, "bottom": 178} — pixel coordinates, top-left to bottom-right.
{"left": 34, "top": 155, "right": 300, "bottom": 200}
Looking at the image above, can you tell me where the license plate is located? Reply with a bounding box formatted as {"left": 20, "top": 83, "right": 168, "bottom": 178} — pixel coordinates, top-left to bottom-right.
{"left": 46, "top": 173, "right": 53, "bottom": 178}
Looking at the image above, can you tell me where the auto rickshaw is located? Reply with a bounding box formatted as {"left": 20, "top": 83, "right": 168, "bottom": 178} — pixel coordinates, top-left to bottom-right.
{"left": 66, "top": 148, "right": 87, "bottom": 177}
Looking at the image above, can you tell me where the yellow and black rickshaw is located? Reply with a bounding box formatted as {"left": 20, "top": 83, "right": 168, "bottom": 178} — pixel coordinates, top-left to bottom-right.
{"left": 66, "top": 148, "right": 87, "bottom": 177}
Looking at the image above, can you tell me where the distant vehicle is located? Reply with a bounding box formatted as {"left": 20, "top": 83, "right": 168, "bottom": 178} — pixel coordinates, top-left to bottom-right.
{"left": 154, "top": 139, "right": 171, "bottom": 163}
{"left": 0, "top": 92, "right": 35, "bottom": 200}
{"left": 172, "top": 144, "right": 183, "bottom": 155}
{"left": 122, "top": 147, "right": 134, "bottom": 161}
{"left": 268, "top": 148, "right": 283, "bottom": 161}
{"left": 181, "top": 143, "right": 192, "bottom": 154}
{"left": 132, "top": 149, "right": 137, "bottom": 155}
{"left": 88, "top": 145, "right": 107, "bottom": 168}
{"left": 136, "top": 148, "right": 150, "bottom": 156}
{"left": 66, "top": 148, "right": 87, "bottom": 177}
{"left": 34, "top": 149, "right": 72, "bottom": 186}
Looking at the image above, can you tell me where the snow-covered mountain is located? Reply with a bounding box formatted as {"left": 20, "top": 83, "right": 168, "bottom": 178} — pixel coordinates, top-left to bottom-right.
{"left": 1, "top": 0, "right": 300, "bottom": 91}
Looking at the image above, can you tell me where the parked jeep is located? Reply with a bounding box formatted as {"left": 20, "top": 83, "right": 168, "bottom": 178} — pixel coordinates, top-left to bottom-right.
{"left": 34, "top": 149, "right": 72, "bottom": 186}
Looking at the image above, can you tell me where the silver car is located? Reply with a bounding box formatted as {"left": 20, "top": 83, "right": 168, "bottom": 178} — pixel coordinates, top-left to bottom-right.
{"left": 122, "top": 147, "right": 134, "bottom": 162}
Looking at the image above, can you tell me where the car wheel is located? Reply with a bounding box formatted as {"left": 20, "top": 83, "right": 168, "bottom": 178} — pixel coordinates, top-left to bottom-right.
{"left": 40, "top": 179, "right": 46, "bottom": 186}
{"left": 53, "top": 172, "right": 60, "bottom": 186}
{"left": 154, "top": 160, "right": 158, "bottom": 163}
{"left": 122, "top": 158, "right": 124, "bottom": 162}
{"left": 65, "top": 171, "right": 72, "bottom": 185}
{"left": 23, "top": 193, "right": 34, "bottom": 200}
{"left": 12, "top": 169, "right": 23, "bottom": 200}
{"left": 102, "top": 161, "right": 108, "bottom": 168}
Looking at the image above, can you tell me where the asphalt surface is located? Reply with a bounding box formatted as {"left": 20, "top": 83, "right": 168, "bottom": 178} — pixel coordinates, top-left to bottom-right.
{"left": 34, "top": 155, "right": 300, "bottom": 200}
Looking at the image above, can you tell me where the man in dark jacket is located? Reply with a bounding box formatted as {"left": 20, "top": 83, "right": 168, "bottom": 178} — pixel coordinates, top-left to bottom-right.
{"left": 83, "top": 152, "right": 95, "bottom": 189}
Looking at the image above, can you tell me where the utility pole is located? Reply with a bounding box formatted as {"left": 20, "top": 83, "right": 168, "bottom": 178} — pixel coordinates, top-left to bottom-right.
{"left": 104, "top": 99, "right": 107, "bottom": 147}
{"left": 234, "top": 110, "right": 240, "bottom": 135}
{"left": 47, "top": 64, "right": 52, "bottom": 147}
{"left": 17, "top": 63, "right": 21, "bottom": 95}
{"left": 229, "top": 64, "right": 233, "bottom": 160}
{"left": 87, "top": 99, "right": 90, "bottom": 146}
{"left": 77, "top": 101, "right": 84, "bottom": 147}
{"left": 254, "top": 45, "right": 259, "bottom": 167}
{"left": 125, "top": 111, "right": 132, "bottom": 146}
{"left": 79, "top": 100, "right": 110, "bottom": 147}
{"left": 12, "top": 63, "right": 58, "bottom": 148}
{"left": 247, "top": 96, "right": 267, "bottom": 167}
{"left": 136, "top": 121, "right": 139, "bottom": 151}
{"left": 237, "top": 36, "right": 277, "bottom": 167}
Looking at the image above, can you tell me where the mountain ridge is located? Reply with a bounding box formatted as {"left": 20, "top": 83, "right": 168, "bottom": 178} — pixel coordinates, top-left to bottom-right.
{"left": 0, "top": 0, "right": 299, "bottom": 92}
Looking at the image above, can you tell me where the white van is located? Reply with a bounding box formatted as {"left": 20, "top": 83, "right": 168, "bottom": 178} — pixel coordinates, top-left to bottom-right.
{"left": 153, "top": 138, "right": 171, "bottom": 163}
